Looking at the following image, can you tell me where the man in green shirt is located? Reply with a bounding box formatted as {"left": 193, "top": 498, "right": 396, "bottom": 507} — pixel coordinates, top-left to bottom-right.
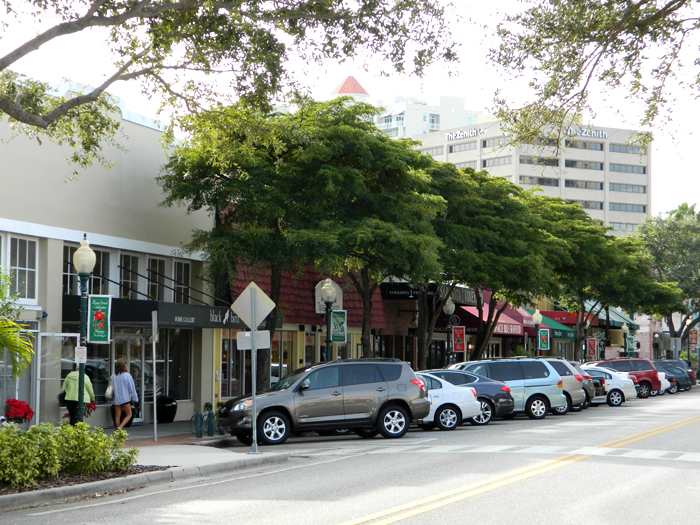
{"left": 60, "top": 362, "right": 96, "bottom": 425}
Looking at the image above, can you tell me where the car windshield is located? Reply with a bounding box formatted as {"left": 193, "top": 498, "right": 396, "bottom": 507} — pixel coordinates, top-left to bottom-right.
{"left": 268, "top": 367, "right": 309, "bottom": 391}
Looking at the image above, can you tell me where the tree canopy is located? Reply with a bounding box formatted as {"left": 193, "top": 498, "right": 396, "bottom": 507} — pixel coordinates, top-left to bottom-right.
{"left": 1, "top": 0, "right": 458, "bottom": 170}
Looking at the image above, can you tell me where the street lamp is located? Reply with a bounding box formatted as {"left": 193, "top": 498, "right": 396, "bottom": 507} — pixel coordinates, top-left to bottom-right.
{"left": 621, "top": 322, "right": 629, "bottom": 357}
{"left": 532, "top": 309, "right": 542, "bottom": 356}
{"left": 73, "top": 234, "right": 96, "bottom": 423}
{"left": 443, "top": 299, "right": 455, "bottom": 366}
{"left": 320, "top": 279, "right": 337, "bottom": 362}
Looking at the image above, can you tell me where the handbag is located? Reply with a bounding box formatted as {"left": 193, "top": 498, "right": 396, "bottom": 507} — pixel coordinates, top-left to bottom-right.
{"left": 105, "top": 377, "right": 115, "bottom": 401}
{"left": 57, "top": 392, "right": 66, "bottom": 407}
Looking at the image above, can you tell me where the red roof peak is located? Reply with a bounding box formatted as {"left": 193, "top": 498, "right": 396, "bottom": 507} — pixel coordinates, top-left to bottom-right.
{"left": 331, "top": 76, "right": 369, "bottom": 96}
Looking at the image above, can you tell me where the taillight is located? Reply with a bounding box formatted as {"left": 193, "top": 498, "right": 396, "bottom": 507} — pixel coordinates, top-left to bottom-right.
{"left": 583, "top": 375, "right": 591, "bottom": 380}
{"left": 632, "top": 376, "right": 638, "bottom": 384}
{"left": 670, "top": 378, "right": 676, "bottom": 382}
{"left": 557, "top": 380, "right": 563, "bottom": 388}
{"left": 410, "top": 379, "right": 425, "bottom": 389}
{"left": 574, "top": 374, "right": 583, "bottom": 382}
{"left": 500, "top": 385, "right": 511, "bottom": 393}
{"left": 601, "top": 379, "right": 605, "bottom": 388}
{"left": 470, "top": 388, "right": 477, "bottom": 398}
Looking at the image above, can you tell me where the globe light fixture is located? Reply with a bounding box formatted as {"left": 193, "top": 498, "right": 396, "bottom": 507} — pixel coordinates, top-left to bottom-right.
{"left": 74, "top": 234, "right": 96, "bottom": 422}
{"left": 320, "top": 279, "right": 337, "bottom": 362}
{"left": 532, "top": 309, "right": 542, "bottom": 355}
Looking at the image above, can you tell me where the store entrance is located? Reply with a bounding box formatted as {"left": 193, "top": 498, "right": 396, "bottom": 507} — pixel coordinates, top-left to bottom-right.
{"left": 113, "top": 334, "right": 145, "bottom": 423}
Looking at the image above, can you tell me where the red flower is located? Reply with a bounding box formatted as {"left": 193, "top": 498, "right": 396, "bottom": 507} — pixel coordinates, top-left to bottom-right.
{"left": 4, "top": 399, "right": 34, "bottom": 424}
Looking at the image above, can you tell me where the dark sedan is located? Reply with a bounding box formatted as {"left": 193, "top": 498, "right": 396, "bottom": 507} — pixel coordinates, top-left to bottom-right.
{"left": 655, "top": 359, "right": 696, "bottom": 385}
{"left": 423, "top": 369, "right": 515, "bottom": 425}
{"left": 654, "top": 362, "right": 693, "bottom": 393}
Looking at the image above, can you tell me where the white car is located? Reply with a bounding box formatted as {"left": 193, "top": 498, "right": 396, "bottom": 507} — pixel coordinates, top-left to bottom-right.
{"left": 651, "top": 371, "right": 671, "bottom": 396}
{"left": 416, "top": 372, "right": 481, "bottom": 430}
{"left": 582, "top": 365, "right": 638, "bottom": 406}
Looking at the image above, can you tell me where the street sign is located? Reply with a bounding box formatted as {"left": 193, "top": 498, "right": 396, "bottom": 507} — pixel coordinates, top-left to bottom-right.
{"left": 331, "top": 310, "right": 347, "bottom": 343}
{"left": 453, "top": 326, "right": 466, "bottom": 353}
{"left": 691, "top": 330, "right": 698, "bottom": 345}
{"left": 538, "top": 329, "right": 550, "bottom": 351}
{"left": 236, "top": 330, "right": 271, "bottom": 350}
{"left": 586, "top": 338, "right": 596, "bottom": 356}
{"left": 230, "top": 282, "right": 276, "bottom": 330}
{"left": 87, "top": 295, "right": 112, "bottom": 344}
{"left": 74, "top": 346, "right": 87, "bottom": 364}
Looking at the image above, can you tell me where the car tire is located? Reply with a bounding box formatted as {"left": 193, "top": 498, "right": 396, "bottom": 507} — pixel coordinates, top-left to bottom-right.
{"left": 355, "top": 427, "right": 379, "bottom": 438}
{"left": 377, "top": 405, "right": 410, "bottom": 438}
{"left": 571, "top": 391, "right": 590, "bottom": 412}
{"left": 435, "top": 405, "right": 461, "bottom": 431}
{"left": 525, "top": 396, "right": 548, "bottom": 420}
{"left": 418, "top": 423, "right": 435, "bottom": 431}
{"left": 469, "top": 399, "right": 494, "bottom": 425}
{"left": 637, "top": 382, "right": 651, "bottom": 398}
{"left": 333, "top": 428, "right": 351, "bottom": 436}
{"left": 257, "top": 411, "right": 291, "bottom": 445}
{"left": 650, "top": 390, "right": 658, "bottom": 396}
{"left": 235, "top": 432, "right": 253, "bottom": 445}
{"left": 551, "top": 394, "right": 571, "bottom": 416}
{"left": 607, "top": 390, "right": 624, "bottom": 406}
{"left": 667, "top": 382, "right": 679, "bottom": 394}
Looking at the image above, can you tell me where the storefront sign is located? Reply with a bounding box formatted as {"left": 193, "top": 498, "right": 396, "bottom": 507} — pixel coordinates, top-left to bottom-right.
{"left": 380, "top": 283, "right": 479, "bottom": 305}
{"left": 538, "top": 328, "right": 550, "bottom": 351}
{"left": 87, "top": 295, "right": 111, "bottom": 344}
{"left": 453, "top": 326, "right": 465, "bottom": 352}
{"left": 566, "top": 127, "right": 608, "bottom": 138}
{"left": 587, "top": 338, "right": 596, "bottom": 356}
{"left": 445, "top": 129, "right": 486, "bottom": 141}
{"left": 331, "top": 310, "right": 347, "bottom": 343}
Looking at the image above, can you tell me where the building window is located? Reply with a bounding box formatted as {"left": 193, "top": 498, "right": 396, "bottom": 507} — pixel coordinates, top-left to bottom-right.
{"left": 422, "top": 113, "right": 427, "bottom": 122}
{"left": 565, "top": 140, "right": 603, "bottom": 151}
{"left": 482, "top": 137, "right": 507, "bottom": 148}
{"left": 610, "top": 163, "right": 646, "bottom": 174}
{"left": 610, "top": 183, "right": 646, "bottom": 193}
{"left": 455, "top": 161, "right": 477, "bottom": 170}
{"left": 565, "top": 180, "right": 603, "bottom": 190}
{"left": 421, "top": 147, "right": 444, "bottom": 157}
{"left": 570, "top": 200, "right": 603, "bottom": 210}
{"left": 520, "top": 156, "right": 559, "bottom": 167}
{"left": 611, "top": 222, "right": 639, "bottom": 232}
{"left": 64, "top": 246, "right": 110, "bottom": 295}
{"left": 520, "top": 176, "right": 559, "bottom": 187}
{"left": 610, "top": 203, "right": 647, "bottom": 213}
{"left": 520, "top": 137, "right": 559, "bottom": 147}
{"left": 482, "top": 156, "right": 512, "bottom": 168}
{"left": 63, "top": 245, "right": 79, "bottom": 296}
{"left": 120, "top": 254, "right": 139, "bottom": 300}
{"left": 610, "top": 144, "right": 646, "bottom": 154}
{"left": 449, "top": 141, "right": 477, "bottom": 153}
{"left": 9, "top": 237, "right": 37, "bottom": 301}
{"left": 564, "top": 159, "right": 603, "bottom": 170}
{"left": 174, "top": 261, "right": 190, "bottom": 304}
{"left": 148, "top": 258, "right": 166, "bottom": 301}
{"left": 396, "top": 115, "right": 404, "bottom": 125}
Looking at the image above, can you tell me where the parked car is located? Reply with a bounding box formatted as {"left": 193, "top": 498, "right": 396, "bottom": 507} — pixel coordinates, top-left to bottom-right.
{"left": 569, "top": 361, "right": 596, "bottom": 411}
{"left": 449, "top": 359, "right": 565, "bottom": 419}
{"left": 581, "top": 365, "right": 637, "bottom": 406}
{"left": 217, "top": 358, "right": 430, "bottom": 445}
{"left": 654, "top": 362, "right": 692, "bottom": 393}
{"left": 415, "top": 373, "right": 481, "bottom": 430}
{"left": 655, "top": 359, "right": 696, "bottom": 386}
{"left": 586, "top": 358, "right": 661, "bottom": 398}
{"left": 422, "top": 369, "right": 515, "bottom": 425}
{"left": 650, "top": 371, "right": 671, "bottom": 396}
{"left": 538, "top": 358, "right": 586, "bottom": 415}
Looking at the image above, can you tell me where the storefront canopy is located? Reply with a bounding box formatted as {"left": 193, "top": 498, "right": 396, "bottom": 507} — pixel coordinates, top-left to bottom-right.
{"left": 584, "top": 302, "right": 639, "bottom": 330}
{"left": 459, "top": 305, "right": 523, "bottom": 336}
{"left": 524, "top": 308, "right": 576, "bottom": 340}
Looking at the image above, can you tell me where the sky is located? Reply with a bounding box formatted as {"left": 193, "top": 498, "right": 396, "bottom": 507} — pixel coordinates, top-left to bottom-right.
{"left": 1, "top": 2, "right": 697, "bottom": 216}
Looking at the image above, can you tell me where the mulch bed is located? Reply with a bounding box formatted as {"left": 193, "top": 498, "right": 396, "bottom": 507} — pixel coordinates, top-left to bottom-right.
{"left": 0, "top": 465, "right": 169, "bottom": 496}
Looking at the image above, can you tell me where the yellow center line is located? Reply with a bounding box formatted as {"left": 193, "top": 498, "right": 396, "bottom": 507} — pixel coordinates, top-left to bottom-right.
{"left": 340, "top": 414, "right": 700, "bottom": 525}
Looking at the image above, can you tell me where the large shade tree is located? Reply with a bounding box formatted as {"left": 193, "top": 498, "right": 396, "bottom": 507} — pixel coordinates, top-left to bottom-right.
{"left": 1, "top": 0, "right": 457, "bottom": 170}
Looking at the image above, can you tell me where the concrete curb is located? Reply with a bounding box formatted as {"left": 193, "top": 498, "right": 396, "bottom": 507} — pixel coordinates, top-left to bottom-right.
{"left": 0, "top": 453, "right": 289, "bottom": 513}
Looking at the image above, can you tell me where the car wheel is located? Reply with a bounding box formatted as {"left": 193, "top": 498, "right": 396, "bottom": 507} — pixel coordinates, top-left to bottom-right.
{"left": 637, "top": 382, "right": 651, "bottom": 398}
{"left": 552, "top": 394, "right": 571, "bottom": 416}
{"left": 469, "top": 399, "right": 494, "bottom": 425}
{"left": 571, "top": 392, "right": 590, "bottom": 412}
{"left": 377, "top": 405, "right": 410, "bottom": 438}
{"left": 435, "top": 405, "right": 461, "bottom": 431}
{"left": 235, "top": 432, "right": 253, "bottom": 445}
{"left": 667, "top": 382, "right": 679, "bottom": 394}
{"left": 607, "top": 390, "right": 624, "bottom": 406}
{"left": 525, "top": 396, "right": 548, "bottom": 420}
{"left": 257, "top": 411, "right": 291, "bottom": 445}
{"left": 333, "top": 428, "right": 351, "bottom": 436}
{"left": 355, "top": 427, "right": 379, "bottom": 438}
{"left": 650, "top": 390, "right": 658, "bottom": 396}
{"left": 418, "top": 423, "right": 435, "bottom": 431}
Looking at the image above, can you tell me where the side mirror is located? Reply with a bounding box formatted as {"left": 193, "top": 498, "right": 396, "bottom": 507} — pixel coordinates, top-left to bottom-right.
{"left": 299, "top": 379, "right": 310, "bottom": 391}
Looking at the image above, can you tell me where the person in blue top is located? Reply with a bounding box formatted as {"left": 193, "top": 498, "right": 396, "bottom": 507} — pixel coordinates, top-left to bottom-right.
{"left": 113, "top": 357, "right": 139, "bottom": 430}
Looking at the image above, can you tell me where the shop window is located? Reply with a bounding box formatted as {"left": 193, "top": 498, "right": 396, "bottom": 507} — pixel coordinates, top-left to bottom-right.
{"left": 174, "top": 261, "right": 190, "bottom": 304}
{"left": 9, "top": 237, "right": 37, "bottom": 302}
{"left": 119, "top": 254, "right": 139, "bottom": 299}
{"left": 148, "top": 258, "right": 166, "bottom": 301}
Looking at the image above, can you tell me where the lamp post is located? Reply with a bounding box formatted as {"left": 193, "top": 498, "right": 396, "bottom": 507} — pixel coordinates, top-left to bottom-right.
{"left": 532, "top": 309, "right": 542, "bottom": 356}
{"left": 73, "top": 234, "right": 96, "bottom": 423}
{"left": 621, "top": 322, "right": 629, "bottom": 357}
{"left": 443, "top": 299, "right": 455, "bottom": 366}
{"left": 320, "top": 279, "right": 337, "bottom": 362}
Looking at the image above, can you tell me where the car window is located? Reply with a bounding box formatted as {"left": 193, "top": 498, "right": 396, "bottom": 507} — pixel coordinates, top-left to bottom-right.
{"left": 665, "top": 366, "right": 684, "bottom": 375}
{"left": 306, "top": 367, "right": 341, "bottom": 390}
{"left": 342, "top": 364, "right": 382, "bottom": 386}
{"left": 433, "top": 372, "right": 470, "bottom": 385}
{"left": 376, "top": 364, "right": 402, "bottom": 381}
{"left": 570, "top": 363, "right": 586, "bottom": 375}
{"left": 633, "top": 360, "right": 653, "bottom": 371}
{"left": 548, "top": 361, "right": 572, "bottom": 376}
{"left": 489, "top": 362, "right": 524, "bottom": 381}
{"left": 466, "top": 363, "right": 489, "bottom": 377}
{"left": 520, "top": 361, "right": 550, "bottom": 379}
{"left": 418, "top": 375, "right": 441, "bottom": 390}
{"left": 608, "top": 361, "right": 632, "bottom": 372}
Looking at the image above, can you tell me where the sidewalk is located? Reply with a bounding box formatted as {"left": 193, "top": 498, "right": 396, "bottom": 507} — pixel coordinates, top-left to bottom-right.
{"left": 0, "top": 420, "right": 288, "bottom": 512}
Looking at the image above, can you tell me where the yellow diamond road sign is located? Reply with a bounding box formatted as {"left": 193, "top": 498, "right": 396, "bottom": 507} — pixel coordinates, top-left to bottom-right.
{"left": 230, "top": 282, "right": 276, "bottom": 330}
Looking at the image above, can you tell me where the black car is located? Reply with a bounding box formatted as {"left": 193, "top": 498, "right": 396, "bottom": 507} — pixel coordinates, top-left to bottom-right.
{"left": 653, "top": 362, "right": 693, "bottom": 393}
{"left": 655, "top": 359, "right": 696, "bottom": 385}
{"left": 423, "top": 369, "right": 515, "bottom": 425}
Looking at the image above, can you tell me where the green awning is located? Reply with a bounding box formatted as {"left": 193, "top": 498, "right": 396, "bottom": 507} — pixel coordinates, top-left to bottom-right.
{"left": 584, "top": 302, "right": 639, "bottom": 330}
{"left": 525, "top": 308, "right": 576, "bottom": 340}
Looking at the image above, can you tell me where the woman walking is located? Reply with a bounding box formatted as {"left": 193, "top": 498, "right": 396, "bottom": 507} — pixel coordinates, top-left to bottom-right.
{"left": 112, "top": 358, "right": 139, "bottom": 430}
{"left": 60, "top": 362, "right": 95, "bottom": 425}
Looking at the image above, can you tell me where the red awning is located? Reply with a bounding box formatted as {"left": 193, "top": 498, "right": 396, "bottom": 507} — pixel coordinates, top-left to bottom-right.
{"left": 459, "top": 306, "right": 523, "bottom": 336}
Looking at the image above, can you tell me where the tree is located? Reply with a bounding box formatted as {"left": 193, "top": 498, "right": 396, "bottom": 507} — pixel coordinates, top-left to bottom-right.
{"left": 0, "top": 270, "right": 34, "bottom": 381}
{"left": 490, "top": 0, "right": 691, "bottom": 145}
{"left": 1, "top": 0, "right": 457, "bottom": 170}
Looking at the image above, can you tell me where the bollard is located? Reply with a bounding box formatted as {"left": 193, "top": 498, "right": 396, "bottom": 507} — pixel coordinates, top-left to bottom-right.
{"left": 196, "top": 412, "right": 203, "bottom": 438}
{"left": 207, "top": 410, "right": 215, "bottom": 436}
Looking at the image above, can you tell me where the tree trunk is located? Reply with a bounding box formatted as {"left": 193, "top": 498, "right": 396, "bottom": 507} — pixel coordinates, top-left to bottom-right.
{"left": 470, "top": 292, "right": 506, "bottom": 361}
{"left": 416, "top": 290, "right": 430, "bottom": 370}
{"left": 257, "top": 264, "right": 281, "bottom": 394}
{"left": 349, "top": 269, "right": 377, "bottom": 358}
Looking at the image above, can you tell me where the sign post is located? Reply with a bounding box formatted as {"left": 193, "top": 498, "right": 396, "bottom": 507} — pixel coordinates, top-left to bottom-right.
{"left": 152, "top": 310, "right": 158, "bottom": 442}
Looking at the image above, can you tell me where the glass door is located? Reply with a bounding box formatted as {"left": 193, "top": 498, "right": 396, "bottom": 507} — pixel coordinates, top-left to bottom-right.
{"left": 114, "top": 334, "right": 145, "bottom": 423}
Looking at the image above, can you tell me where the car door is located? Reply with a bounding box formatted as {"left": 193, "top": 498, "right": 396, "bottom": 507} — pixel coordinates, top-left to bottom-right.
{"left": 341, "top": 363, "right": 389, "bottom": 423}
{"left": 294, "top": 366, "right": 344, "bottom": 426}
{"left": 487, "top": 362, "right": 525, "bottom": 411}
{"left": 417, "top": 374, "right": 442, "bottom": 420}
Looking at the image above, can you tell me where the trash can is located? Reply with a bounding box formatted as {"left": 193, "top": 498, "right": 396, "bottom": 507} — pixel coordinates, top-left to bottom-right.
{"left": 157, "top": 396, "right": 177, "bottom": 423}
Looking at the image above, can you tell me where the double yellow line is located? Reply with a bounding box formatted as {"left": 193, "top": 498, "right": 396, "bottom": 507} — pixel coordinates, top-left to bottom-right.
{"left": 339, "top": 415, "right": 700, "bottom": 525}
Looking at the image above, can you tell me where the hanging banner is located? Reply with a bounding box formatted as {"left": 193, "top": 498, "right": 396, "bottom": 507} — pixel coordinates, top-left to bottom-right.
{"left": 453, "top": 326, "right": 466, "bottom": 353}
{"left": 587, "top": 338, "right": 597, "bottom": 356}
{"left": 87, "top": 295, "right": 112, "bottom": 344}
{"left": 331, "top": 310, "right": 347, "bottom": 343}
{"left": 538, "top": 328, "right": 550, "bottom": 351}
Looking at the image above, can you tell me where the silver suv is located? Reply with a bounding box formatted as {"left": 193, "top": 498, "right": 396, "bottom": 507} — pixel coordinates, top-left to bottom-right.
{"left": 541, "top": 358, "right": 587, "bottom": 415}
{"left": 218, "top": 359, "right": 430, "bottom": 445}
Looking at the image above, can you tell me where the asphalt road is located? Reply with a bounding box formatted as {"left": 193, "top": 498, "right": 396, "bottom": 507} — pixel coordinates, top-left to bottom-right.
{"left": 7, "top": 389, "right": 700, "bottom": 525}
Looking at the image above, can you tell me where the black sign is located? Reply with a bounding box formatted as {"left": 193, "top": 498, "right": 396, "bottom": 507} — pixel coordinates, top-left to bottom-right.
{"left": 380, "top": 283, "right": 479, "bottom": 305}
